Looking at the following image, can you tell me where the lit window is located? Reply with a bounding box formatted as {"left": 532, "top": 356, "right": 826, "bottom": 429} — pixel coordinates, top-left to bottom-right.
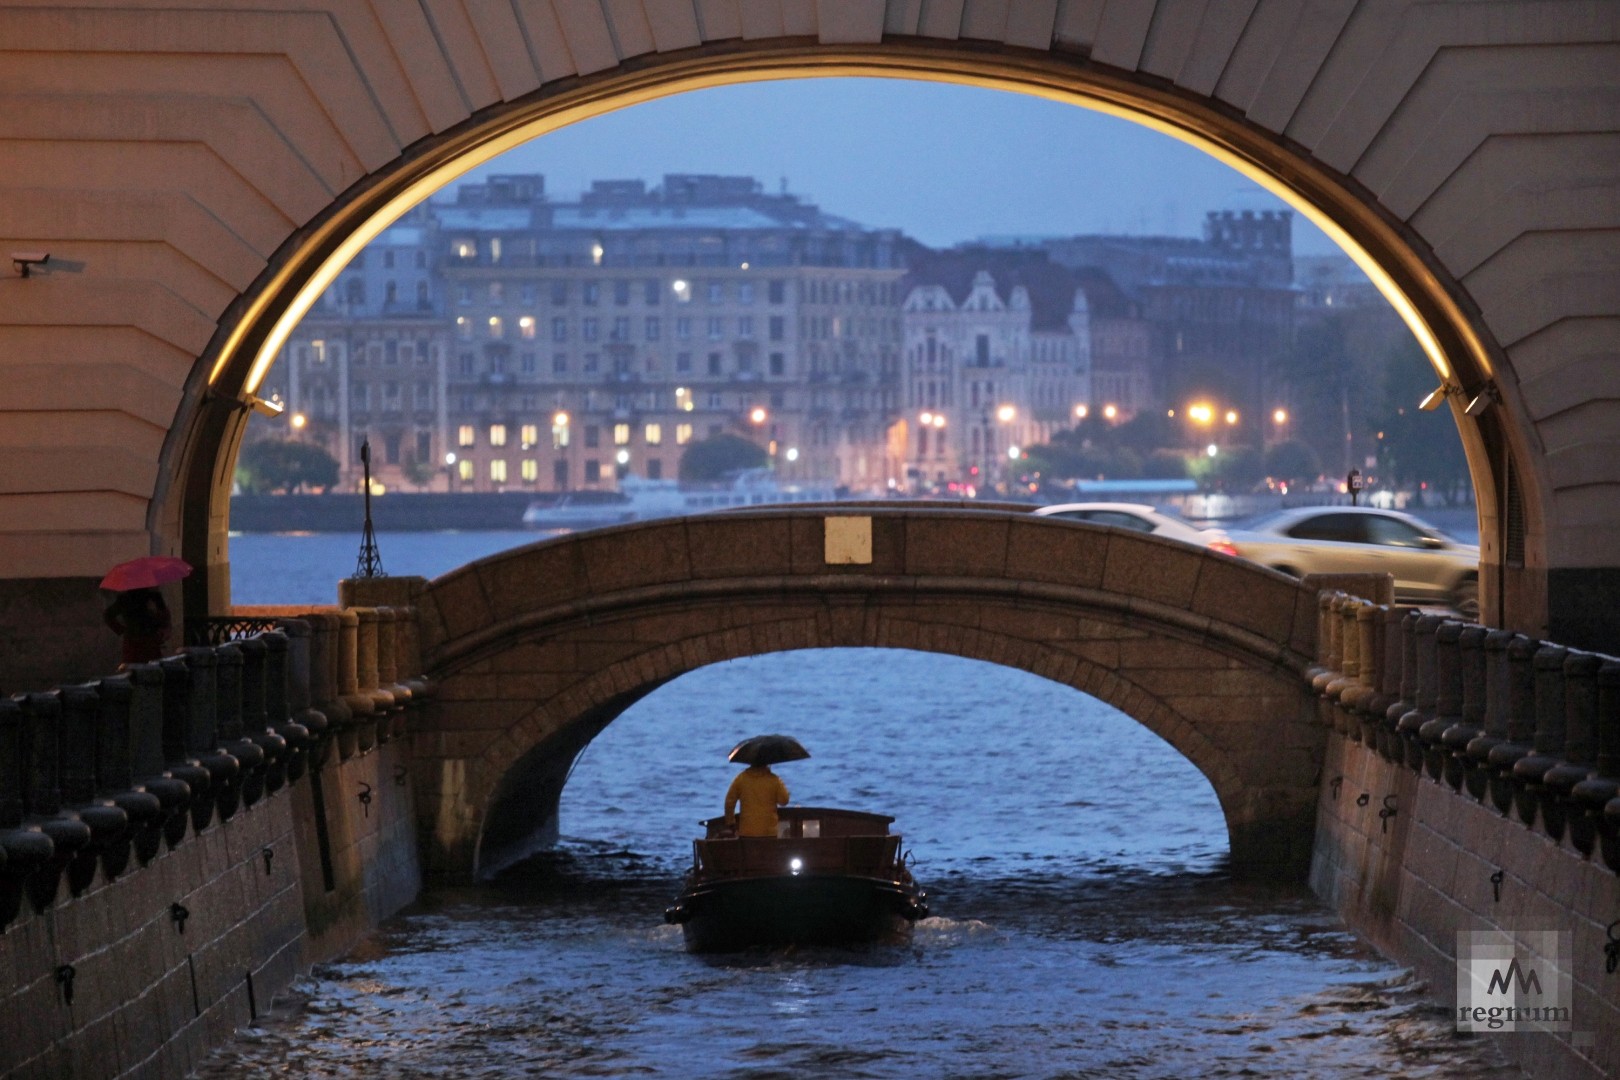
{"left": 676, "top": 423, "right": 693, "bottom": 445}
{"left": 458, "top": 459, "right": 474, "bottom": 481}
{"left": 488, "top": 316, "right": 503, "bottom": 339}
{"left": 458, "top": 425, "right": 475, "bottom": 448}
{"left": 489, "top": 238, "right": 502, "bottom": 264}
{"left": 456, "top": 316, "right": 471, "bottom": 340}
{"left": 489, "top": 424, "right": 507, "bottom": 447}
{"left": 671, "top": 279, "right": 691, "bottom": 303}
{"left": 582, "top": 317, "right": 599, "bottom": 342}
{"left": 613, "top": 423, "right": 630, "bottom": 446}
{"left": 311, "top": 339, "right": 326, "bottom": 363}
{"left": 490, "top": 459, "right": 507, "bottom": 483}
{"left": 644, "top": 423, "right": 662, "bottom": 446}
{"left": 520, "top": 459, "right": 538, "bottom": 482}
{"left": 520, "top": 424, "right": 538, "bottom": 448}
{"left": 519, "top": 316, "right": 535, "bottom": 339}
{"left": 454, "top": 240, "right": 476, "bottom": 259}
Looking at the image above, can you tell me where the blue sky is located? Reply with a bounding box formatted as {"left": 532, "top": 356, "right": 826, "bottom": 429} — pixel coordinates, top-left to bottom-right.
{"left": 458, "top": 78, "right": 1343, "bottom": 257}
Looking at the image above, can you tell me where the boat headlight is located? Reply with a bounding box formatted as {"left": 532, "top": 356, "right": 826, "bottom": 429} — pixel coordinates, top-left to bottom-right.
{"left": 789, "top": 857, "right": 802, "bottom": 876}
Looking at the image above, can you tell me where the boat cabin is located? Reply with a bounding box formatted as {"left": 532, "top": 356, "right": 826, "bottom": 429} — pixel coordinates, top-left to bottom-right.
{"left": 690, "top": 806, "right": 903, "bottom": 881}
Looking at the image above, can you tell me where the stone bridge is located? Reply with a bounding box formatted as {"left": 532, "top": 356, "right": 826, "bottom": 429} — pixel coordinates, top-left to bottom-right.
{"left": 408, "top": 508, "right": 1322, "bottom": 880}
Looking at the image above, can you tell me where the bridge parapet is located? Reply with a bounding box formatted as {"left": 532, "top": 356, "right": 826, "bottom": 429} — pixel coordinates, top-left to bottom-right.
{"left": 1304, "top": 584, "right": 1620, "bottom": 871}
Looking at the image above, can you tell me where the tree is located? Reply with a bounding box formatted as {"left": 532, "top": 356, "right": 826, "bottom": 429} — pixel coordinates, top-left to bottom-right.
{"left": 403, "top": 457, "right": 438, "bottom": 491}
{"left": 236, "top": 439, "right": 340, "bottom": 494}
{"left": 678, "top": 433, "right": 768, "bottom": 481}
{"left": 1264, "top": 440, "right": 1321, "bottom": 486}
{"left": 1370, "top": 336, "right": 1471, "bottom": 503}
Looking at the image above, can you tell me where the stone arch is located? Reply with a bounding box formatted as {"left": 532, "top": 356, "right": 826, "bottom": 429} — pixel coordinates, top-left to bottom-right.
{"left": 413, "top": 510, "right": 1321, "bottom": 880}
{"left": 5, "top": 2, "right": 1616, "bottom": 684}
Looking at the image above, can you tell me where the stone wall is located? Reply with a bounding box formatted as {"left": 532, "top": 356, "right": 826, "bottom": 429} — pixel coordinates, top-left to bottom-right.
{"left": 1304, "top": 585, "right": 1620, "bottom": 1080}
{"left": 0, "top": 597, "right": 425, "bottom": 1079}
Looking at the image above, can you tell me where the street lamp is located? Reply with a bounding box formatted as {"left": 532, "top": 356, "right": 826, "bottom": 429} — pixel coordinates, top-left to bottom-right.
{"left": 1102, "top": 403, "right": 1118, "bottom": 422}
{"left": 444, "top": 451, "right": 457, "bottom": 493}
{"left": 749, "top": 406, "right": 768, "bottom": 425}
{"left": 1074, "top": 404, "right": 1089, "bottom": 420}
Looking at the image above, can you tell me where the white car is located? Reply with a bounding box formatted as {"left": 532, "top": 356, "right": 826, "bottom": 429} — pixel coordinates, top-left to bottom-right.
{"left": 1225, "top": 506, "right": 1479, "bottom": 618}
{"left": 1033, "top": 502, "right": 1238, "bottom": 555}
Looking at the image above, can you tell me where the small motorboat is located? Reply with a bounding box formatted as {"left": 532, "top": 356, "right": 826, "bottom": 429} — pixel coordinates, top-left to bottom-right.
{"left": 664, "top": 805, "right": 928, "bottom": 953}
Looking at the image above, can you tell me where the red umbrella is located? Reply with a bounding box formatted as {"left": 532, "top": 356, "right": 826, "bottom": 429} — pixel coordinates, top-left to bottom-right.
{"left": 100, "top": 556, "right": 192, "bottom": 592}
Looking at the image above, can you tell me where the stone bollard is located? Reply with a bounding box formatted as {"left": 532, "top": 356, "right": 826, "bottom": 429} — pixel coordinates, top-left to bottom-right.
{"left": 181, "top": 647, "right": 239, "bottom": 831}
{"left": 1418, "top": 621, "right": 1465, "bottom": 781}
{"left": 127, "top": 663, "right": 195, "bottom": 850}
{"left": 214, "top": 643, "right": 265, "bottom": 817}
{"left": 1511, "top": 645, "right": 1571, "bottom": 833}
{"left": 1305, "top": 591, "right": 1338, "bottom": 685}
{"left": 1439, "top": 625, "right": 1489, "bottom": 791}
{"left": 237, "top": 636, "right": 288, "bottom": 798}
{"left": 1374, "top": 608, "right": 1414, "bottom": 760}
{"left": 1464, "top": 630, "right": 1518, "bottom": 799}
{"left": 1487, "top": 636, "right": 1541, "bottom": 815}
{"left": 158, "top": 656, "right": 217, "bottom": 833}
{"left": 1342, "top": 603, "right": 1383, "bottom": 744}
{"left": 1397, "top": 615, "right": 1445, "bottom": 772}
{"left": 95, "top": 674, "right": 169, "bottom": 863}
{"left": 1545, "top": 651, "right": 1602, "bottom": 852}
{"left": 261, "top": 631, "right": 305, "bottom": 791}
{"left": 1580, "top": 661, "right": 1620, "bottom": 873}
{"left": 337, "top": 609, "right": 370, "bottom": 760}
{"left": 15, "top": 693, "right": 94, "bottom": 909}
{"left": 277, "top": 620, "right": 321, "bottom": 782}
{"left": 57, "top": 684, "right": 132, "bottom": 888}
{"left": 0, "top": 698, "right": 56, "bottom": 929}
{"left": 1311, "top": 593, "right": 1348, "bottom": 699}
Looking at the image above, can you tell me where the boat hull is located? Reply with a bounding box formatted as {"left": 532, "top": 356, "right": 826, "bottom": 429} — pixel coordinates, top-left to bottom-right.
{"left": 668, "top": 873, "right": 926, "bottom": 953}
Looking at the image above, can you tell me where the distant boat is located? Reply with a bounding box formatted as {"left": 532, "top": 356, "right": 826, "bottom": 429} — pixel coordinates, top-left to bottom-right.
{"left": 521, "top": 469, "right": 840, "bottom": 531}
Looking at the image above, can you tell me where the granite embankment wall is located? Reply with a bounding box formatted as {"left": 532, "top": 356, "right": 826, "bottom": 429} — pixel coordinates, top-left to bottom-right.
{"left": 1304, "top": 589, "right": 1620, "bottom": 1080}
{"left": 0, "top": 599, "right": 425, "bottom": 1079}
{"left": 229, "top": 493, "right": 537, "bottom": 533}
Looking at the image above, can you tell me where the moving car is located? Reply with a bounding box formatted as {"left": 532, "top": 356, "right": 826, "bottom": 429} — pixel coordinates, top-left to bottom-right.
{"left": 1225, "top": 506, "right": 1479, "bottom": 618}
{"left": 1034, "top": 502, "right": 1239, "bottom": 555}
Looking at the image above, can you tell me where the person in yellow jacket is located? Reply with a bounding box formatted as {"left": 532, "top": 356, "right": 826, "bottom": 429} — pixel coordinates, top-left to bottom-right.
{"left": 724, "top": 762, "right": 790, "bottom": 837}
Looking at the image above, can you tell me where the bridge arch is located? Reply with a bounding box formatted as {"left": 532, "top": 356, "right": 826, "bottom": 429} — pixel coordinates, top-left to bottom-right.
{"left": 412, "top": 509, "right": 1321, "bottom": 880}
{"left": 5, "top": 2, "right": 1616, "bottom": 690}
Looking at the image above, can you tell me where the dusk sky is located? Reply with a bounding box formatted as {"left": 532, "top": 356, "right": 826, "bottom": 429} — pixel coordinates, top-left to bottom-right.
{"left": 457, "top": 77, "right": 1346, "bottom": 259}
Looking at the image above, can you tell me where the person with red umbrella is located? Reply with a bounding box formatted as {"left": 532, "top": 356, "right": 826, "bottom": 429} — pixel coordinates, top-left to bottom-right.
{"left": 100, "top": 556, "right": 190, "bottom": 666}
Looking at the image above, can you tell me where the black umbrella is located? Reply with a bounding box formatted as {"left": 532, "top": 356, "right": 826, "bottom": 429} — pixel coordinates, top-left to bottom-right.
{"left": 728, "top": 734, "right": 811, "bottom": 766}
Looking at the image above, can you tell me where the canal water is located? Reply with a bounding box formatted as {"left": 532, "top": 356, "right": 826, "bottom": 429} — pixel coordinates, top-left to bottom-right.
{"left": 200, "top": 525, "right": 1517, "bottom": 1079}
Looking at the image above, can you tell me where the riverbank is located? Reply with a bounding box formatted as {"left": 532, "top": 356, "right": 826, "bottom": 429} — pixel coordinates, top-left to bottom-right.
{"left": 231, "top": 492, "right": 538, "bottom": 532}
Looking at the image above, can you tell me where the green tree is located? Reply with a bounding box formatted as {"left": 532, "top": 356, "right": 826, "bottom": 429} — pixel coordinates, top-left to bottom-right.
{"left": 1371, "top": 337, "right": 1471, "bottom": 503}
{"left": 236, "top": 439, "right": 340, "bottom": 494}
{"left": 678, "top": 433, "right": 768, "bottom": 481}
{"left": 1263, "top": 440, "right": 1321, "bottom": 486}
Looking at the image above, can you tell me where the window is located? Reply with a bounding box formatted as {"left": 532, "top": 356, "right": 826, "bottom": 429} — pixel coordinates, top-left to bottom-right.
{"left": 489, "top": 238, "right": 502, "bottom": 264}
{"left": 584, "top": 459, "right": 600, "bottom": 483}
{"left": 456, "top": 317, "right": 472, "bottom": 341}
{"left": 675, "top": 352, "right": 692, "bottom": 373}
{"left": 552, "top": 353, "right": 568, "bottom": 374}
{"left": 707, "top": 352, "right": 722, "bottom": 375}
{"left": 458, "top": 353, "right": 474, "bottom": 375}
{"left": 414, "top": 384, "right": 432, "bottom": 409}
{"left": 521, "top": 283, "right": 537, "bottom": 304}
{"left": 384, "top": 281, "right": 397, "bottom": 305}
{"left": 520, "top": 424, "right": 539, "bottom": 448}
{"left": 644, "top": 423, "right": 662, "bottom": 445}
{"left": 383, "top": 250, "right": 395, "bottom": 269}
{"left": 550, "top": 281, "right": 568, "bottom": 305}
{"left": 490, "top": 459, "right": 507, "bottom": 483}
{"left": 976, "top": 334, "right": 990, "bottom": 365}
{"left": 613, "top": 423, "right": 630, "bottom": 446}
{"left": 676, "top": 423, "right": 692, "bottom": 445}
{"left": 769, "top": 352, "right": 785, "bottom": 376}
{"left": 456, "top": 285, "right": 472, "bottom": 306}
{"left": 584, "top": 425, "right": 600, "bottom": 448}
{"left": 519, "top": 316, "right": 535, "bottom": 339}
{"left": 454, "top": 240, "right": 476, "bottom": 260}
{"left": 416, "top": 430, "right": 431, "bottom": 461}
{"left": 738, "top": 282, "right": 754, "bottom": 305}
{"left": 645, "top": 316, "right": 660, "bottom": 341}
{"left": 458, "top": 459, "right": 474, "bottom": 481}
{"left": 707, "top": 281, "right": 724, "bottom": 304}
{"left": 583, "top": 282, "right": 600, "bottom": 306}
{"left": 415, "top": 251, "right": 426, "bottom": 269}
{"left": 611, "top": 316, "right": 630, "bottom": 341}
{"left": 707, "top": 316, "right": 724, "bottom": 340}
{"left": 1286, "top": 513, "right": 1368, "bottom": 544}
{"left": 582, "top": 317, "right": 599, "bottom": 342}
{"left": 488, "top": 282, "right": 504, "bottom": 305}
{"left": 416, "top": 281, "right": 430, "bottom": 308}
{"left": 614, "top": 280, "right": 630, "bottom": 305}
{"left": 551, "top": 317, "right": 567, "bottom": 342}
{"left": 520, "top": 352, "right": 537, "bottom": 374}
{"left": 458, "top": 425, "right": 475, "bottom": 448}
{"left": 553, "top": 459, "right": 568, "bottom": 486}
{"left": 489, "top": 425, "right": 507, "bottom": 447}
{"left": 738, "top": 315, "right": 754, "bottom": 338}
{"left": 521, "top": 459, "right": 538, "bottom": 482}
{"left": 644, "top": 279, "right": 661, "bottom": 305}
{"left": 675, "top": 317, "right": 692, "bottom": 340}
{"left": 487, "top": 316, "right": 504, "bottom": 339}
{"left": 583, "top": 353, "right": 599, "bottom": 373}
{"left": 352, "top": 384, "right": 369, "bottom": 410}
{"left": 768, "top": 279, "right": 785, "bottom": 303}
{"left": 707, "top": 391, "right": 723, "bottom": 408}
{"left": 769, "top": 316, "right": 785, "bottom": 341}
{"left": 647, "top": 459, "right": 663, "bottom": 480}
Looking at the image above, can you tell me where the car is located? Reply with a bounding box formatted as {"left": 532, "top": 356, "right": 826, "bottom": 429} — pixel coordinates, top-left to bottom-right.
{"left": 1033, "top": 502, "right": 1239, "bottom": 555}
{"left": 1224, "top": 506, "right": 1479, "bottom": 618}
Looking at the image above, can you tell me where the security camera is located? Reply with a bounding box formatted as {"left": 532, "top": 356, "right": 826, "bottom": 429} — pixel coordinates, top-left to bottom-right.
{"left": 1464, "top": 387, "right": 1497, "bottom": 417}
{"left": 10, "top": 252, "right": 50, "bottom": 277}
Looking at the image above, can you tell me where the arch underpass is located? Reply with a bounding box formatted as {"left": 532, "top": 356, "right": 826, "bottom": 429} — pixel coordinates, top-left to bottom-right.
{"left": 3, "top": 1, "right": 1619, "bottom": 694}
{"left": 410, "top": 508, "right": 1322, "bottom": 881}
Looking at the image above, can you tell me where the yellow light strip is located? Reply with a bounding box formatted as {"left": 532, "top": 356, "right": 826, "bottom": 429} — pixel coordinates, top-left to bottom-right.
{"left": 217, "top": 54, "right": 1482, "bottom": 398}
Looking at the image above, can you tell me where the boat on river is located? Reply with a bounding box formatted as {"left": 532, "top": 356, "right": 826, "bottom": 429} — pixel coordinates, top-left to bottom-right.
{"left": 521, "top": 469, "right": 839, "bottom": 530}
{"left": 663, "top": 805, "right": 928, "bottom": 952}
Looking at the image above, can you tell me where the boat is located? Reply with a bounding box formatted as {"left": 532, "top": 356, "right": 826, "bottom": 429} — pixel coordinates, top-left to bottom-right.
{"left": 521, "top": 469, "right": 840, "bottom": 530}
{"left": 663, "top": 805, "right": 928, "bottom": 952}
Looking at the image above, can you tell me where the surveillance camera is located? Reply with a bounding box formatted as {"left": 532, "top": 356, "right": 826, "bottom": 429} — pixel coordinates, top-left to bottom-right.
{"left": 1464, "top": 390, "right": 1495, "bottom": 417}
{"left": 10, "top": 251, "right": 50, "bottom": 277}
